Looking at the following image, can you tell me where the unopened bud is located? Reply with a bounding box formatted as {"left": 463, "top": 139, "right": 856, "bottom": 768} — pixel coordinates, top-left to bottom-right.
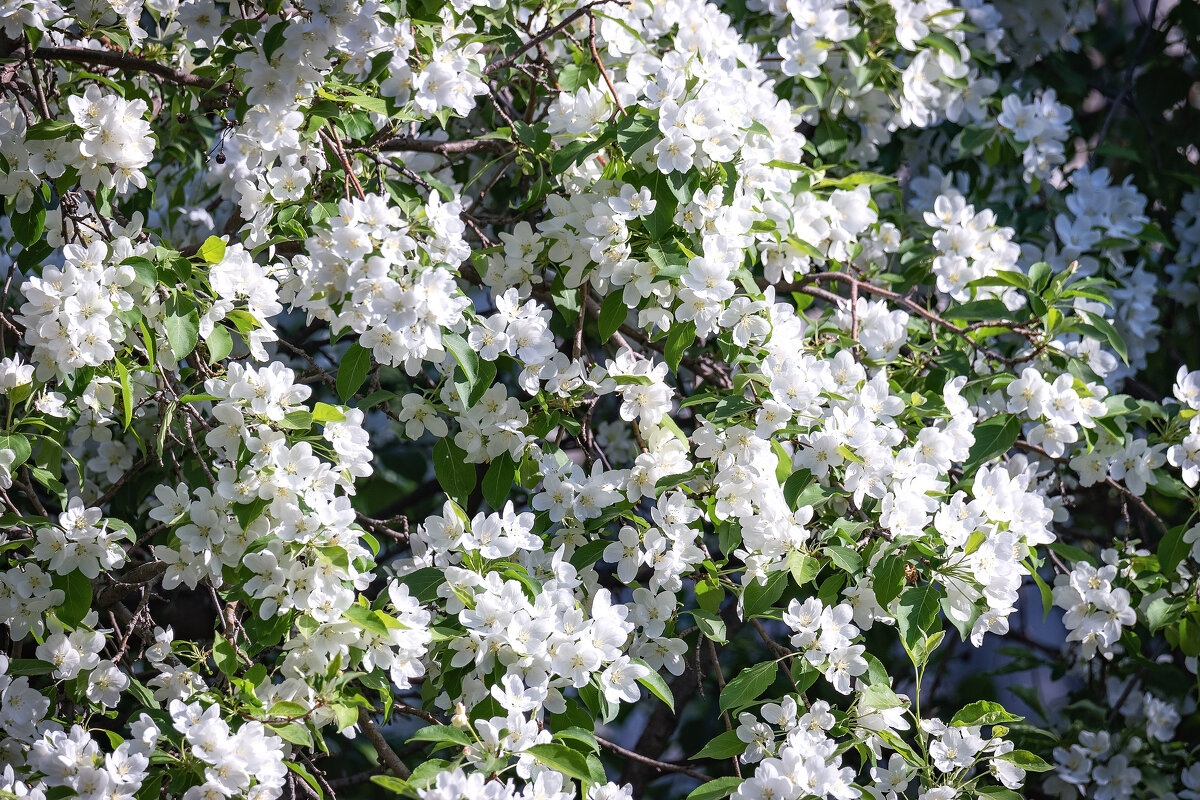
{"left": 451, "top": 702, "right": 469, "bottom": 728}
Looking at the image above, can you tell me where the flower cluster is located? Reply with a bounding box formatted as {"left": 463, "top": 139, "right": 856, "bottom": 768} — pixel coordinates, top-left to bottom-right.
{"left": 2, "top": 1, "right": 1200, "bottom": 800}
{"left": 1052, "top": 560, "right": 1135, "bottom": 660}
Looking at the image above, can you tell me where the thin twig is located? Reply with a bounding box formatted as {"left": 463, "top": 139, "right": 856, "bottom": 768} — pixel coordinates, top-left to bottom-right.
{"left": 596, "top": 736, "right": 708, "bottom": 781}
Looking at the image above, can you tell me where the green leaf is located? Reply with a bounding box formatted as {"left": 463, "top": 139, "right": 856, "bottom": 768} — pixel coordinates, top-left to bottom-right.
{"left": 1045, "top": 541, "right": 1094, "bottom": 565}
{"left": 1146, "top": 596, "right": 1187, "bottom": 632}
{"left": 278, "top": 410, "right": 312, "bottom": 430}
{"left": 719, "top": 661, "right": 777, "bottom": 713}
{"left": 787, "top": 551, "right": 821, "bottom": 586}
{"left": 286, "top": 761, "right": 324, "bottom": 799}
{"left": 691, "top": 730, "right": 748, "bottom": 760}
{"left": 550, "top": 133, "right": 611, "bottom": 174}
{"left": 813, "top": 116, "right": 846, "bottom": 161}
{"left": 206, "top": 324, "right": 233, "bottom": 364}
{"left": 1028, "top": 261, "right": 1054, "bottom": 292}
{"left": 959, "top": 126, "right": 996, "bottom": 152}
{"left": 951, "top": 700, "right": 1021, "bottom": 727}
{"left": 197, "top": 236, "right": 227, "bottom": 264}
{"left": 1159, "top": 525, "right": 1190, "bottom": 576}
{"left": 978, "top": 788, "right": 1021, "bottom": 800}
{"left": 597, "top": 291, "right": 627, "bottom": 343}
{"left": 233, "top": 498, "right": 269, "bottom": 529}
{"left": 1029, "top": 562, "right": 1053, "bottom": 620}
{"left": 24, "top": 119, "right": 79, "bottom": 140}
{"left": 922, "top": 32, "right": 961, "bottom": 58}
{"left": 370, "top": 775, "right": 416, "bottom": 796}
{"left": 689, "top": 609, "right": 727, "bottom": 643}
{"left": 53, "top": 570, "right": 92, "bottom": 627}
{"left": 213, "top": 636, "right": 239, "bottom": 676}
{"left": 872, "top": 552, "right": 906, "bottom": 607}
{"left": 525, "top": 743, "right": 591, "bottom": 783}
{"left": 969, "top": 271, "right": 1031, "bottom": 292}
{"left": 1081, "top": 311, "right": 1129, "bottom": 364}
{"left": 710, "top": 396, "right": 758, "bottom": 422}
{"left": 313, "top": 402, "right": 346, "bottom": 423}
{"left": 270, "top": 700, "right": 310, "bottom": 718}
{"left": 553, "top": 726, "right": 599, "bottom": 752}
{"left": 6, "top": 658, "right": 54, "bottom": 676}
{"left": 116, "top": 360, "right": 133, "bottom": 430}
{"left": 343, "top": 602, "right": 388, "bottom": 635}
{"left": 742, "top": 570, "right": 787, "bottom": 619}
{"left": 615, "top": 109, "right": 660, "bottom": 156}
{"left": 442, "top": 331, "right": 479, "bottom": 389}
{"left": 433, "top": 439, "right": 476, "bottom": 506}
{"left": 825, "top": 545, "right": 862, "bottom": 576}
{"left": 270, "top": 722, "right": 313, "bottom": 748}
{"left": 996, "top": 750, "right": 1052, "bottom": 772}
{"left": 408, "top": 725, "right": 472, "bottom": 746}
{"left": 482, "top": 455, "right": 516, "bottom": 510}
{"left": 782, "top": 469, "right": 814, "bottom": 509}
{"left": 860, "top": 683, "right": 903, "bottom": 710}
{"left": 686, "top": 777, "right": 743, "bottom": 800}
{"left": 164, "top": 295, "right": 200, "bottom": 360}
{"left": 963, "top": 414, "right": 1020, "bottom": 473}
{"left": 11, "top": 203, "right": 45, "bottom": 246}
{"left": 946, "top": 298, "right": 1011, "bottom": 321}
{"left": 665, "top": 320, "right": 695, "bottom": 371}
{"left": 397, "top": 567, "right": 444, "bottom": 604}
{"left": 631, "top": 657, "right": 675, "bottom": 711}
{"left": 0, "top": 433, "right": 32, "bottom": 470}
{"left": 896, "top": 585, "right": 941, "bottom": 653}
{"left": 337, "top": 342, "right": 372, "bottom": 403}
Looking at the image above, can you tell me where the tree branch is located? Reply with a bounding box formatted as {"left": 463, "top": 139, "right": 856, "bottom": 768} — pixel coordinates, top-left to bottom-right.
{"left": 28, "top": 45, "right": 231, "bottom": 94}
{"left": 373, "top": 136, "right": 510, "bottom": 156}
{"left": 596, "top": 736, "right": 708, "bottom": 781}
{"left": 357, "top": 708, "right": 411, "bottom": 780}
{"left": 482, "top": 0, "right": 629, "bottom": 75}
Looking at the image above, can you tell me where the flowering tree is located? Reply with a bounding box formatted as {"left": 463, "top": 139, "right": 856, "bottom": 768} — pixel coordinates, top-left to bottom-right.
{"left": 2, "top": 0, "right": 1200, "bottom": 799}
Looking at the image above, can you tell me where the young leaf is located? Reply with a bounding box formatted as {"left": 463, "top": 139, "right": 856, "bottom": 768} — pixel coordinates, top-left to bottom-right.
{"left": 116, "top": 360, "right": 133, "bottom": 430}
{"left": 197, "top": 236, "right": 227, "bottom": 264}
{"left": 896, "top": 585, "right": 942, "bottom": 652}
{"left": 597, "top": 291, "right": 627, "bottom": 343}
{"left": 482, "top": 455, "right": 516, "bottom": 510}
{"left": 691, "top": 730, "right": 748, "bottom": 760}
{"left": 686, "top": 777, "right": 743, "bottom": 800}
{"left": 631, "top": 657, "right": 675, "bottom": 711}
{"left": 525, "top": 743, "right": 591, "bottom": 783}
{"left": 337, "top": 342, "right": 372, "bottom": 403}
{"left": 433, "top": 439, "right": 476, "bottom": 506}
{"left": 164, "top": 295, "right": 200, "bottom": 360}
{"left": 962, "top": 414, "right": 1020, "bottom": 473}
{"left": 719, "top": 661, "right": 777, "bottom": 713}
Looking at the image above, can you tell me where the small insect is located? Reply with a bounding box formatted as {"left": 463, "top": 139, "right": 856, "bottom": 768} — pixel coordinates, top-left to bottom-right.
{"left": 214, "top": 151, "right": 226, "bottom": 164}
{"left": 904, "top": 563, "right": 919, "bottom": 585}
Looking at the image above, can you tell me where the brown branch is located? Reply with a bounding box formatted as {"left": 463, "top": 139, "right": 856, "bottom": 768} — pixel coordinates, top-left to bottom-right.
{"left": 587, "top": 12, "right": 624, "bottom": 116}
{"left": 374, "top": 136, "right": 509, "bottom": 156}
{"left": 320, "top": 125, "right": 365, "bottom": 201}
{"left": 357, "top": 708, "right": 411, "bottom": 779}
{"left": 597, "top": 736, "right": 708, "bottom": 781}
{"left": 95, "top": 561, "right": 168, "bottom": 608}
{"left": 774, "top": 272, "right": 1035, "bottom": 365}
{"left": 28, "top": 45, "right": 232, "bottom": 94}
{"left": 482, "top": 0, "right": 628, "bottom": 75}
{"left": 1013, "top": 439, "right": 1169, "bottom": 536}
